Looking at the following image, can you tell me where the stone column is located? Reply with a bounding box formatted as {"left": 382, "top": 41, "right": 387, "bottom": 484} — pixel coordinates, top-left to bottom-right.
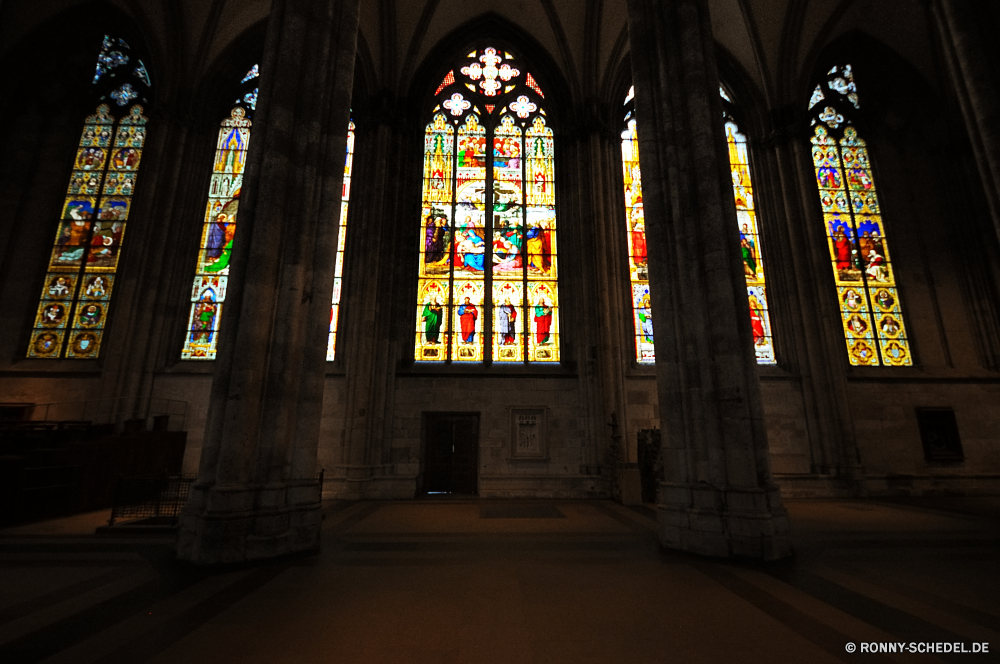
{"left": 336, "top": 99, "right": 409, "bottom": 499}
{"left": 758, "top": 119, "right": 866, "bottom": 487}
{"left": 625, "top": 0, "right": 790, "bottom": 559}
{"left": 933, "top": 0, "right": 1000, "bottom": 245}
{"left": 177, "top": 0, "right": 360, "bottom": 564}
{"left": 564, "top": 113, "right": 632, "bottom": 475}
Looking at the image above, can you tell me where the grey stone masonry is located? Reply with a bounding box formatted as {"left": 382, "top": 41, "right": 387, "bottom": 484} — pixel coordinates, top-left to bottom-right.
{"left": 177, "top": 0, "right": 361, "bottom": 564}
{"left": 625, "top": 0, "right": 791, "bottom": 559}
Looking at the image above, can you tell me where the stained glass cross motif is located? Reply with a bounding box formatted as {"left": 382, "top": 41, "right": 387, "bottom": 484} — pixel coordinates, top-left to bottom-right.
{"left": 443, "top": 93, "right": 471, "bottom": 116}
{"left": 415, "top": 46, "right": 557, "bottom": 364}
{"left": 509, "top": 96, "right": 537, "bottom": 119}
{"left": 809, "top": 64, "right": 912, "bottom": 366}
{"left": 110, "top": 84, "right": 138, "bottom": 106}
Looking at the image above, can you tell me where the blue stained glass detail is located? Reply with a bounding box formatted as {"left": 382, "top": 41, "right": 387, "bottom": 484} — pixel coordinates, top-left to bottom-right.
{"left": 134, "top": 61, "right": 151, "bottom": 87}
{"left": 242, "top": 65, "right": 259, "bottom": 83}
{"left": 242, "top": 89, "right": 258, "bottom": 111}
{"left": 110, "top": 84, "right": 138, "bottom": 106}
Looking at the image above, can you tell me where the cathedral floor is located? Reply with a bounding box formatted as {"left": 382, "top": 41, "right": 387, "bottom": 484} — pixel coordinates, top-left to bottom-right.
{"left": 0, "top": 497, "right": 997, "bottom": 663}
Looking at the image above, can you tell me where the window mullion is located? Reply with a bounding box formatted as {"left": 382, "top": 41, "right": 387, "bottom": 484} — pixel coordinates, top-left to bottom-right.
{"left": 447, "top": 121, "right": 459, "bottom": 363}
{"left": 484, "top": 119, "right": 495, "bottom": 366}
{"left": 840, "top": 141, "right": 882, "bottom": 366}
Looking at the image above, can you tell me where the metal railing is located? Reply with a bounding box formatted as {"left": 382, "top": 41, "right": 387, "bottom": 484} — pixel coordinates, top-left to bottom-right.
{"left": 106, "top": 470, "right": 325, "bottom": 528}
{"left": 107, "top": 475, "right": 195, "bottom": 527}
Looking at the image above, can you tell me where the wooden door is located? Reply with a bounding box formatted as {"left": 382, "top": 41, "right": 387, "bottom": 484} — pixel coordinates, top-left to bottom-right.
{"left": 423, "top": 413, "right": 479, "bottom": 495}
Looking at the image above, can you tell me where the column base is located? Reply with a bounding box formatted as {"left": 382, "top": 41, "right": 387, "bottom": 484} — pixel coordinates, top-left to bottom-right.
{"left": 176, "top": 480, "right": 322, "bottom": 565}
{"left": 657, "top": 482, "right": 792, "bottom": 560}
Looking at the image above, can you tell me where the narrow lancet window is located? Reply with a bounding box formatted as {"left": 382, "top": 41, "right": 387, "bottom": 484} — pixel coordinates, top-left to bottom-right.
{"left": 722, "top": 92, "right": 775, "bottom": 364}
{"left": 620, "top": 87, "right": 653, "bottom": 363}
{"left": 181, "top": 65, "right": 256, "bottom": 359}
{"left": 327, "top": 119, "right": 355, "bottom": 360}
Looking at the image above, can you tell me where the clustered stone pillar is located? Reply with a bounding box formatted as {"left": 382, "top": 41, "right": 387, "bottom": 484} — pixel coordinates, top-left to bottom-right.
{"left": 933, "top": 0, "right": 1000, "bottom": 247}
{"left": 177, "top": 0, "right": 360, "bottom": 564}
{"left": 625, "top": 0, "right": 791, "bottom": 559}
{"left": 759, "top": 123, "right": 867, "bottom": 488}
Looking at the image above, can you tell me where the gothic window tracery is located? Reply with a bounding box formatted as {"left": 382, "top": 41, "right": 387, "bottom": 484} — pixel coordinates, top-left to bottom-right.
{"left": 415, "top": 47, "right": 558, "bottom": 364}
{"left": 809, "top": 65, "right": 912, "bottom": 366}
{"left": 28, "top": 36, "right": 151, "bottom": 359}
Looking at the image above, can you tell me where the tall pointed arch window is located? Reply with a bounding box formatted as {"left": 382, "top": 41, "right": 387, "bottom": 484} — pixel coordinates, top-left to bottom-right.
{"left": 28, "top": 36, "right": 151, "bottom": 359}
{"left": 327, "top": 118, "right": 355, "bottom": 360}
{"left": 619, "top": 85, "right": 775, "bottom": 364}
{"left": 722, "top": 89, "right": 775, "bottom": 364}
{"left": 809, "top": 65, "right": 912, "bottom": 366}
{"left": 415, "top": 48, "right": 558, "bottom": 364}
{"left": 181, "top": 65, "right": 258, "bottom": 359}
{"left": 620, "top": 86, "right": 653, "bottom": 363}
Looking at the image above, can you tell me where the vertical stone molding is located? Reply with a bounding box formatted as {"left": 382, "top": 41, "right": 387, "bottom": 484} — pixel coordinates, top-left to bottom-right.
{"left": 333, "top": 105, "right": 410, "bottom": 500}
{"left": 625, "top": 0, "right": 791, "bottom": 559}
{"left": 934, "top": 0, "right": 1000, "bottom": 246}
{"left": 177, "top": 0, "right": 361, "bottom": 564}
{"left": 761, "top": 124, "right": 867, "bottom": 490}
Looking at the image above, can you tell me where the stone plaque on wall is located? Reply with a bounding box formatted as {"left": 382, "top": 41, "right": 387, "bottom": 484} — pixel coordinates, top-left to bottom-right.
{"left": 510, "top": 408, "right": 547, "bottom": 460}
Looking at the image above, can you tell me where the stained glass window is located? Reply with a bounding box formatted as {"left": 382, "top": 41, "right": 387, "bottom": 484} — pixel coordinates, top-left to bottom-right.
{"left": 28, "top": 36, "right": 150, "bottom": 359}
{"left": 181, "top": 106, "right": 250, "bottom": 359}
{"left": 415, "top": 47, "right": 558, "bottom": 364}
{"left": 809, "top": 65, "right": 911, "bottom": 366}
{"left": 722, "top": 94, "right": 775, "bottom": 364}
{"left": 180, "top": 66, "right": 259, "bottom": 360}
{"left": 620, "top": 86, "right": 653, "bottom": 363}
{"left": 619, "top": 85, "right": 776, "bottom": 364}
{"left": 327, "top": 119, "right": 355, "bottom": 361}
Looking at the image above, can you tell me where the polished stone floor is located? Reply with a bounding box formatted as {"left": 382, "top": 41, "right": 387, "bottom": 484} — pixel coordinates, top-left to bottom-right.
{"left": 1, "top": 497, "right": 997, "bottom": 663}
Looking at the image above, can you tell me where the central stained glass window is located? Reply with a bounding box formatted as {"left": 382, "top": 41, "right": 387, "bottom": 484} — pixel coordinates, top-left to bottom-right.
{"left": 415, "top": 48, "right": 558, "bottom": 364}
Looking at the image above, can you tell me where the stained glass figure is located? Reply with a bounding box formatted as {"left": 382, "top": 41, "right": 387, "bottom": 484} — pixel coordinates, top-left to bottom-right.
{"left": 724, "top": 110, "right": 776, "bottom": 364}
{"left": 181, "top": 106, "right": 250, "bottom": 359}
{"left": 327, "top": 119, "right": 355, "bottom": 361}
{"left": 620, "top": 95, "right": 652, "bottom": 363}
{"left": 414, "top": 48, "right": 558, "bottom": 364}
{"left": 809, "top": 65, "right": 911, "bottom": 366}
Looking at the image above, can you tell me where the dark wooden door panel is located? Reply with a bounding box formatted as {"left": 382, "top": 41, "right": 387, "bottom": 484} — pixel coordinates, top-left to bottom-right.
{"left": 424, "top": 416, "right": 454, "bottom": 493}
{"left": 423, "top": 413, "right": 479, "bottom": 495}
{"left": 451, "top": 416, "right": 479, "bottom": 495}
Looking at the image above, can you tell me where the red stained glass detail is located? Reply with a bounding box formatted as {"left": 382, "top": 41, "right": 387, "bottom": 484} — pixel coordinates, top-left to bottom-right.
{"left": 435, "top": 70, "right": 455, "bottom": 96}
{"left": 485, "top": 104, "right": 495, "bottom": 114}
{"left": 526, "top": 73, "right": 544, "bottom": 98}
